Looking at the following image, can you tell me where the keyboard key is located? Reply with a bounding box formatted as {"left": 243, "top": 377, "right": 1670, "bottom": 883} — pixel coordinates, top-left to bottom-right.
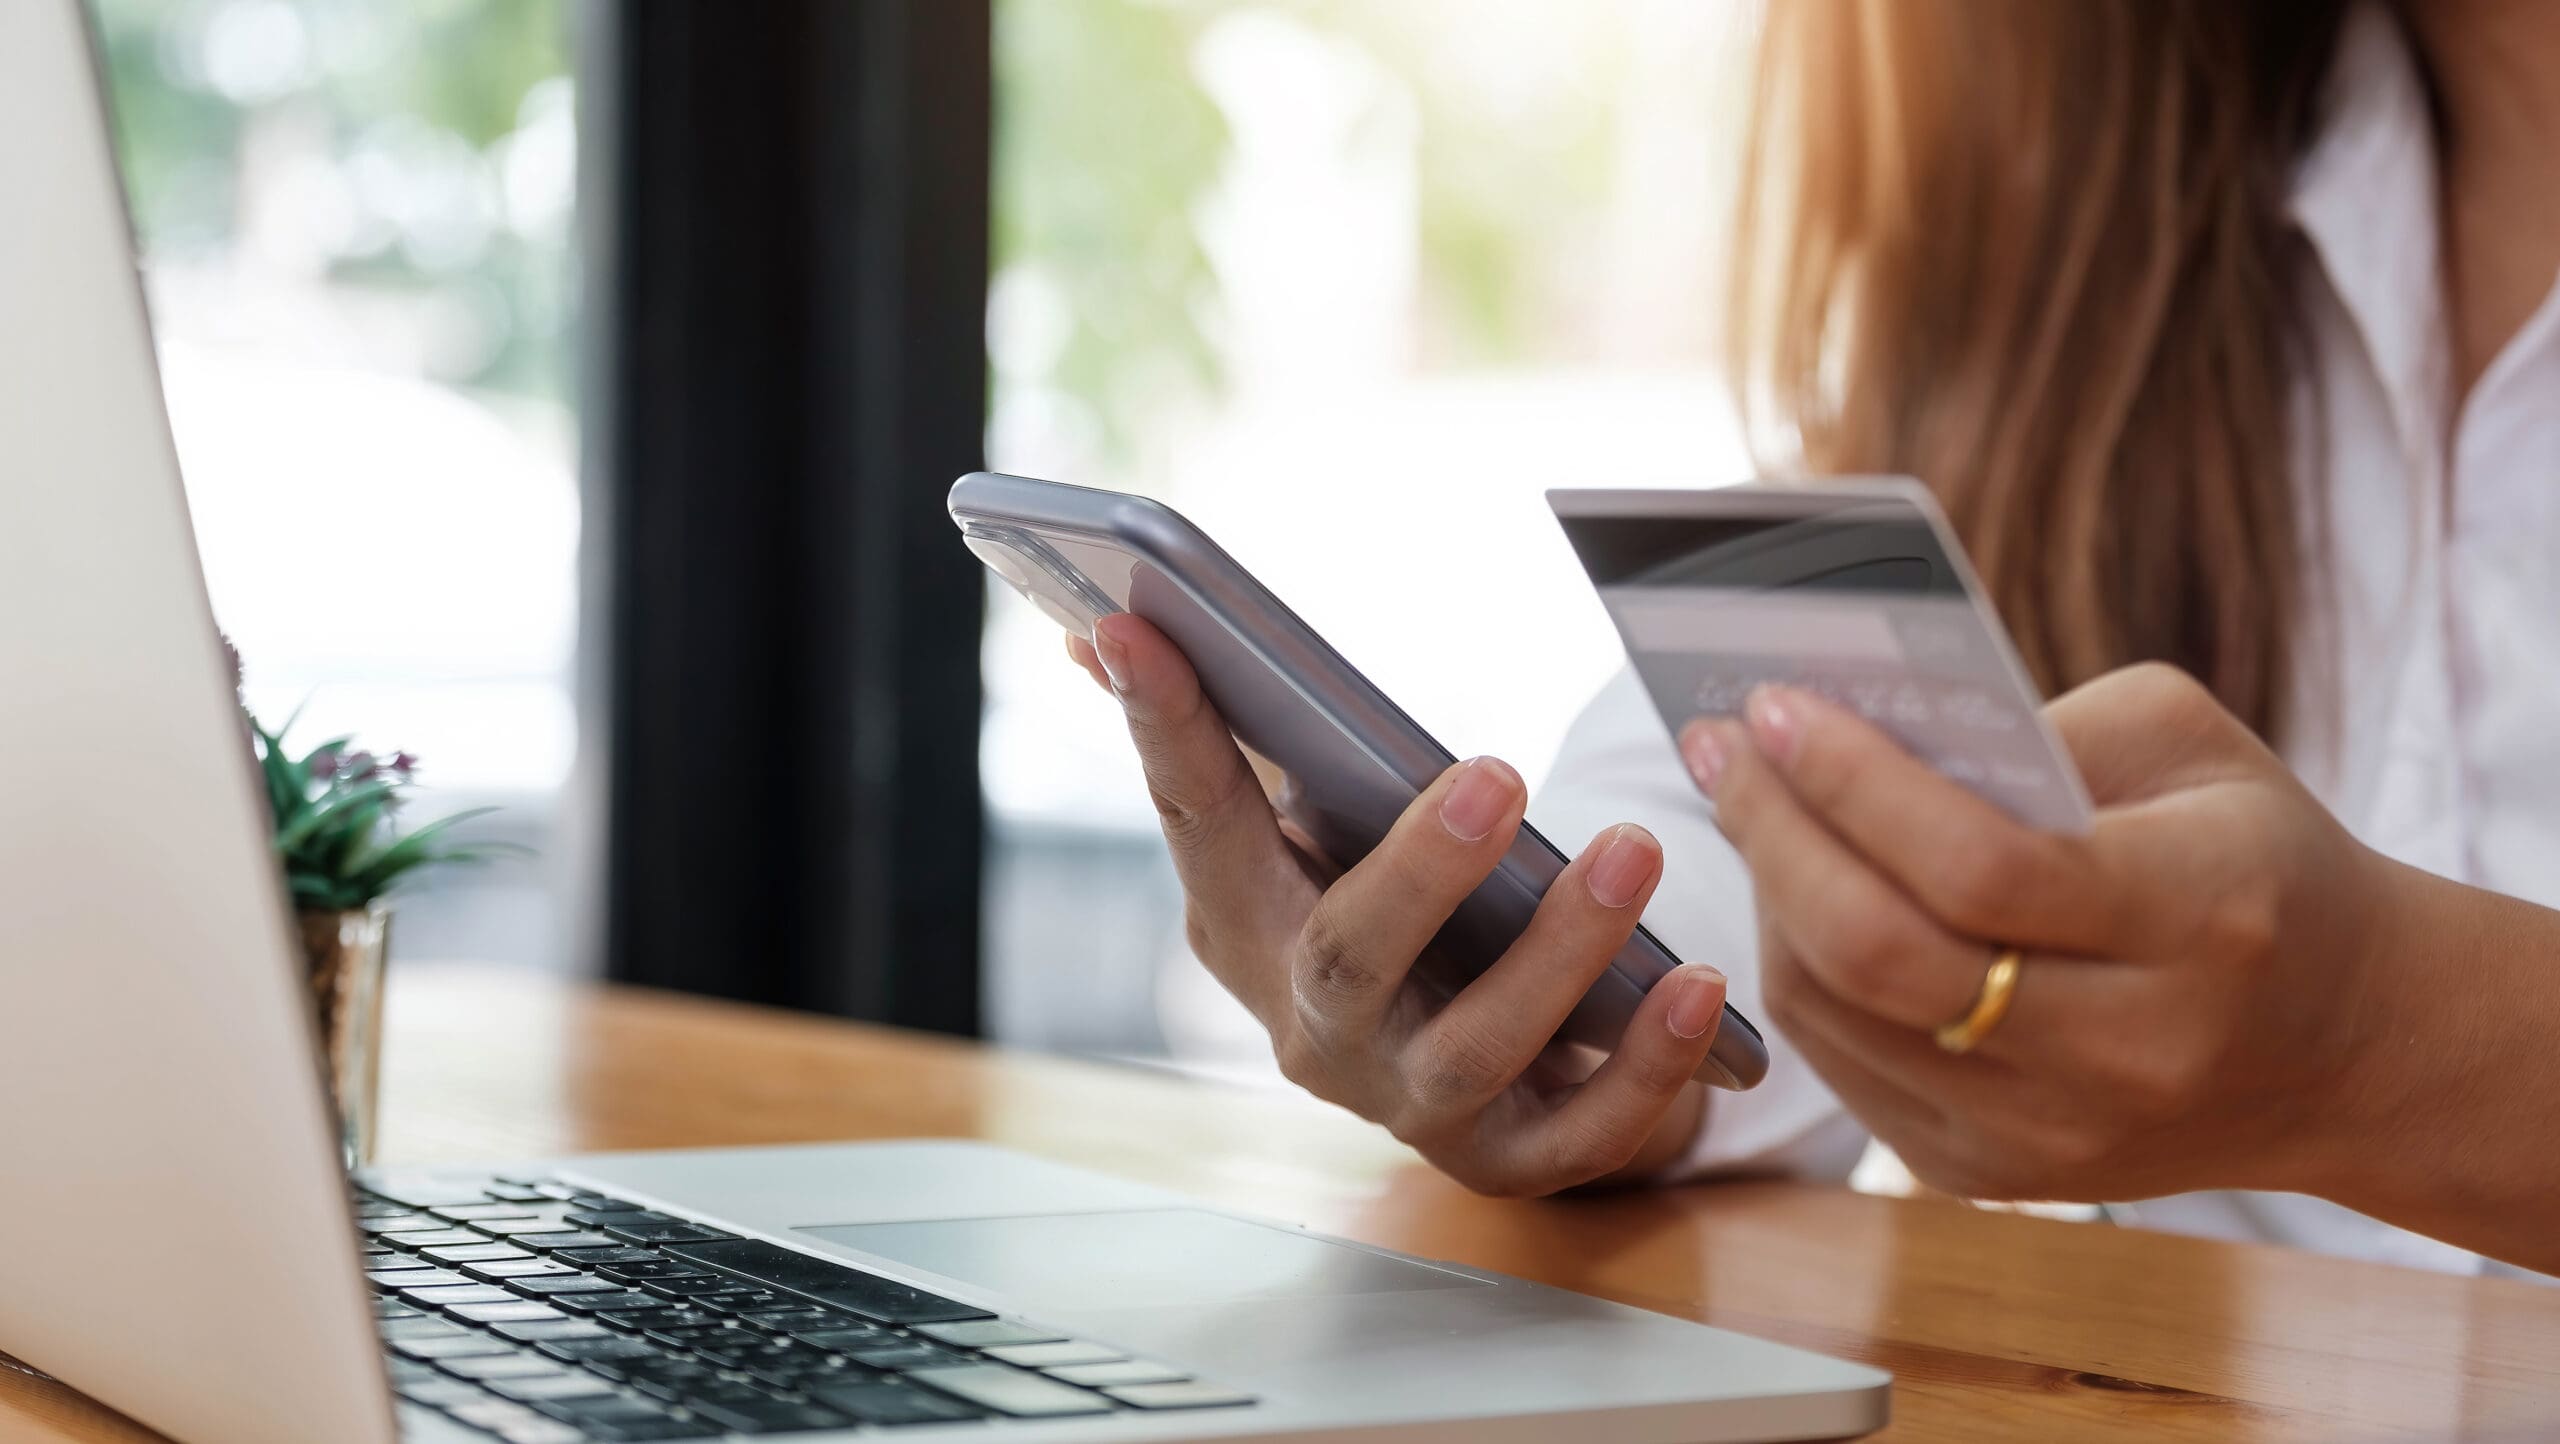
{"left": 370, "top": 1268, "right": 469, "bottom": 1292}
{"left": 985, "top": 1340, "right": 1126, "bottom": 1368}
{"left": 802, "top": 1379, "right": 988, "bottom": 1426}
{"left": 379, "top": 1317, "right": 470, "bottom": 1342}
{"left": 907, "top": 1364, "right": 1112, "bottom": 1417}
{"left": 364, "top": 1180, "right": 499, "bottom": 1209}
{"left": 479, "top": 1218, "right": 589, "bottom": 1237}
{"left": 406, "top": 1285, "right": 519, "bottom": 1306}
{"left": 465, "top": 1259, "right": 577, "bottom": 1282}
{"left": 845, "top": 1341, "right": 970, "bottom": 1371}
{"left": 432, "top": 1202, "right": 540, "bottom": 1221}
{"left": 527, "top": 1393, "right": 682, "bottom": 1428}
{"left": 549, "top": 1291, "right": 668, "bottom": 1314}
{"left": 360, "top": 1214, "right": 440, "bottom": 1235}
{"left": 374, "top": 1300, "right": 425, "bottom": 1320}
{"left": 689, "top": 1292, "right": 794, "bottom": 1315}
{"left": 554, "top": 1247, "right": 661, "bottom": 1266}
{"left": 451, "top": 1301, "right": 569, "bottom": 1324}
{"left": 1105, "top": 1380, "right": 1257, "bottom": 1410}
{"left": 572, "top": 1420, "right": 705, "bottom": 1442}
{"left": 640, "top": 1276, "right": 752, "bottom": 1299}
{"left": 424, "top": 1243, "right": 536, "bottom": 1263}
{"left": 643, "top": 1327, "right": 732, "bottom": 1350}
{"left": 914, "top": 1318, "right": 1065, "bottom": 1349}
{"left": 596, "top": 1261, "right": 712, "bottom": 1284}
{"left": 683, "top": 1397, "right": 850, "bottom": 1434}
{"left": 390, "top": 1275, "right": 486, "bottom": 1298}
{"left": 732, "top": 1309, "right": 843, "bottom": 1333}
{"left": 438, "top": 1353, "right": 572, "bottom": 1381}
{"left": 494, "top": 1320, "right": 611, "bottom": 1343}
{"left": 690, "top": 1341, "right": 803, "bottom": 1369}
{"left": 1049, "top": 1359, "right": 1190, "bottom": 1388}
{"left": 507, "top": 1276, "right": 628, "bottom": 1297}
{"left": 486, "top": 1373, "right": 619, "bottom": 1402}
{"left": 562, "top": 1208, "right": 653, "bottom": 1229}
{"left": 790, "top": 1327, "right": 903, "bottom": 1352}
{"left": 395, "top": 1377, "right": 488, "bottom": 1407}
{"left": 600, "top": 1220, "right": 738, "bottom": 1246}
{"left": 621, "top": 1369, "right": 714, "bottom": 1404}
{"left": 393, "top": 1334, "right": 520, "bottom": 1361}
{"left": 596, "top": 1309, "right": 694, "bottom": 1332}
{"left": 511, "top": 1232, "right": 624, "bottom": 1252}
{"left": 663, "top": 1239, "right": 991, "bottom": 1324}
{"left": 536, "top": 1336, "right": 661, "bottom": 1364}
{"left": 383, "top": 1229, "right": 491, "bottom": 1248}
{"left": 486, "top": 1184, "right": 553, "bottom": 1204}
{"left": 488, "top": 1421, "right": 587, "bottom": 1444}
{"left": 446, "top": 1398, "right": 550, "bottom": 1434}
{"left": 566, "top": 1193, "right": 643, "bottom": 1212}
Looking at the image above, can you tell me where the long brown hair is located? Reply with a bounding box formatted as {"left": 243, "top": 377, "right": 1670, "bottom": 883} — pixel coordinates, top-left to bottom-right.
{"left": 1730, "top": 0, "right": 2352, "bottom": 739}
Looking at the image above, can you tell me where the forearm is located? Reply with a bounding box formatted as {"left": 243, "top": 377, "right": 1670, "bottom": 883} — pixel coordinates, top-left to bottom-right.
{"left": 2313, "top": 862, "right": 2560, "bottom": 1275}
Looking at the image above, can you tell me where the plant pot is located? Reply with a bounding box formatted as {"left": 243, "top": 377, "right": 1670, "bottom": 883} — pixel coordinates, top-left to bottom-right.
{"left": 299, "top": 903, "right": 390, "bottom": 1171}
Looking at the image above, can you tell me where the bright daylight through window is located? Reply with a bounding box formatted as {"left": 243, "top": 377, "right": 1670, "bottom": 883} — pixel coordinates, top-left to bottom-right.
{"left": 94, "top": 0, "right": 577, "bottom": 968}
{"left": 985, "top": 0, "right": 1759, "bottom": 1071}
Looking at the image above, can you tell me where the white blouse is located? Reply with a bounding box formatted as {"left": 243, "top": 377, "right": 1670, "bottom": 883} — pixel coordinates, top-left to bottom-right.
{"left": 1536, "top": 3, "right": 2560, "bottom": 1278}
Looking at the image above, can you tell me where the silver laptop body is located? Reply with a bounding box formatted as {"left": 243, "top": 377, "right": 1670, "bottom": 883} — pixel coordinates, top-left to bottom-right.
{"left": 0, "top": 4, "right": 1888, "bottom": 1440}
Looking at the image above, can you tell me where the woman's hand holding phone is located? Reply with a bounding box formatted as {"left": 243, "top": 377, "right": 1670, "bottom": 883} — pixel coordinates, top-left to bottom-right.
{"left": 1068, "top": 611, "right": 1731, "bottom": 1197}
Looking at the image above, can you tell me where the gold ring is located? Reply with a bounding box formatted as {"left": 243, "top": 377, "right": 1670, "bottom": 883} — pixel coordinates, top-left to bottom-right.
{"left": 1934, "top": 947, "right": 2022, "bottom": 1054}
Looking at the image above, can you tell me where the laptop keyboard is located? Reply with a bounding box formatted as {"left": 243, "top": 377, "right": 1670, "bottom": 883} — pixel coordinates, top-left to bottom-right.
{"left": 357, "top": 1175, "right": 1255, "bottom": 1440}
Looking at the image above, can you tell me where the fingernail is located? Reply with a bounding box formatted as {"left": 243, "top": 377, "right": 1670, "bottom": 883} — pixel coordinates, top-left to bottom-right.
{"left": 1584, "top": 824, "right": 1658, "bottom": 908}
{"left": 1092, "top": 624, "right": 1132, "bottom": 693}
{"left": 1665, "top": 963, "right": 1727, "bottom": 1040}
{"left": 1680, "top": 721, "right": 1727, "bottom": 794}
{"left": 1439, "top": 756, "right": 1519, "bottom": 842}
{"left": 1746, "top": 685, "right": 1801, "bottom": 763}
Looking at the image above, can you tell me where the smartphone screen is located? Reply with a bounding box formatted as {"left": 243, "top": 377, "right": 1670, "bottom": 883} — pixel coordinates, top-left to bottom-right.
{"left": 1551, "top": 485, "right": 2094, "bottom": 834}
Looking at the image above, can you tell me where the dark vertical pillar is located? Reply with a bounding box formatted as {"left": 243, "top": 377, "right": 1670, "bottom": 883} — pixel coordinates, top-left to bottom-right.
{"left": 582, "top": 1, "right": 989, "bottom": 1033}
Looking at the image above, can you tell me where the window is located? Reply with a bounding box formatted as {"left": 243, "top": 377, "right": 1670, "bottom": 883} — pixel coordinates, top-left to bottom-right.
{"left": 987, "top": 1, "right": 1758, "bottom": 1068}
{"left": 95, "top": 0, "right": 578, "bottom": 967}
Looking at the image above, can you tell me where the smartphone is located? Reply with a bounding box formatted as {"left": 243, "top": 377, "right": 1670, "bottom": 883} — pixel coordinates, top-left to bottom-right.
{"left": 951, "top": 471, "right": 1770, "bottom": 1091}
{"left": 1549, "top": 480, "right": 2094, "bottom": 835}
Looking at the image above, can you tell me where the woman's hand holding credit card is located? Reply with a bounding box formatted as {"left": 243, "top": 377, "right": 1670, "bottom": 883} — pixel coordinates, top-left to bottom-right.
{"left": 1555, "top": 481, "right": 2426, "bottom": 1208}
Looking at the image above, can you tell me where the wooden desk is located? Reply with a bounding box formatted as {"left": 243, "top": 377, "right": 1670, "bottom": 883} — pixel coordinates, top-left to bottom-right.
{"left": 8, "top": 968, "right": 2557, "bottom": 1442}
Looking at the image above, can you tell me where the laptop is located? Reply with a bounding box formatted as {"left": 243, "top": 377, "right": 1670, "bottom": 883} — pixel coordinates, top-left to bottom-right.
{"left": 0, "top": 4, "right": 1889, "bottom": 1441}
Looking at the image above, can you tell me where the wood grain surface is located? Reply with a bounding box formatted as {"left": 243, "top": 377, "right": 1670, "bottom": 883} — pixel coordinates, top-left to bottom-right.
{"left": 7, "top": 966, "right": 2555, "bottom": 1442}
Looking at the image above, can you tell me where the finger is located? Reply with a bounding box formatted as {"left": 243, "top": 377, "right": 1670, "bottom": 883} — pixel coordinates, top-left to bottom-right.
{"left": 1691, "top": 717, "right": 1997, "bottom": 1031}
{"left": 1495, "top": 959, "right": 1730, "bottom": 1186}
{"left": 1292, "top": 754, "right": 1528, "bottom": 1044}
{"left": 2045, "top": 662, "right": 2271, "bottom": 805}
{"left": 1093, "top": 612, "right": 1312, "bottom": 967}
{"left": 1748, "top": 921, "right": 1958, "bottom": 1149}
{"left": 1399, "top": 824, "right": 1665, "bottom": 1118}
{"left": 1769, "top": 936, "right": 2112, "bottom": 1200}
{"left": 1063, "top": 632, "right": 1113, "bottom": 694}
{"left": 1688, "top": 687, "right": 2122, "bottom": 956}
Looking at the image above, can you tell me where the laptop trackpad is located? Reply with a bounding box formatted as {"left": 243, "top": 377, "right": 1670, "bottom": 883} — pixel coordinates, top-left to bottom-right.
{"left": 797, "top": 1209, "right": 1490, "bottom": 1310}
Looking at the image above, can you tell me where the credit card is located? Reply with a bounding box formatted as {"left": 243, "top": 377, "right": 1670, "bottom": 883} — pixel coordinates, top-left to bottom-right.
{"left": 1549, "top": 480, "right": 2094, "bottom": 835}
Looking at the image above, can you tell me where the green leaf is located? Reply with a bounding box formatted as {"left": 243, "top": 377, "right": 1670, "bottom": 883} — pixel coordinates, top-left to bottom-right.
{"left": 273, "top": 778, "right": 396, "bottom": 854}
{"left": 341, "top": 808, "right": 504, "bottom": 894}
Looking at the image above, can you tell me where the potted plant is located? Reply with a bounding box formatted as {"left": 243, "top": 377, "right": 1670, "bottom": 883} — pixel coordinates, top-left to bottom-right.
{"left": 243, "top": 695, "right": 512, "bottom": 1168}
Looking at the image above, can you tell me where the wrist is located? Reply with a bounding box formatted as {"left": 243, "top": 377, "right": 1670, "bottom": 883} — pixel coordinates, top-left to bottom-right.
{"left": 2285, "top": 851, "right": 2438, "bottom": 1201}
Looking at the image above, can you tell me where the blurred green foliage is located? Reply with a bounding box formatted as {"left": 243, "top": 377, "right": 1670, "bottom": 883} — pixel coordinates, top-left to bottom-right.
{"left": 994, "top": 0, "right": 1231, "bottom": 465}
{"left": 90, "top": 0, "right": 572, "bottom": 402}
